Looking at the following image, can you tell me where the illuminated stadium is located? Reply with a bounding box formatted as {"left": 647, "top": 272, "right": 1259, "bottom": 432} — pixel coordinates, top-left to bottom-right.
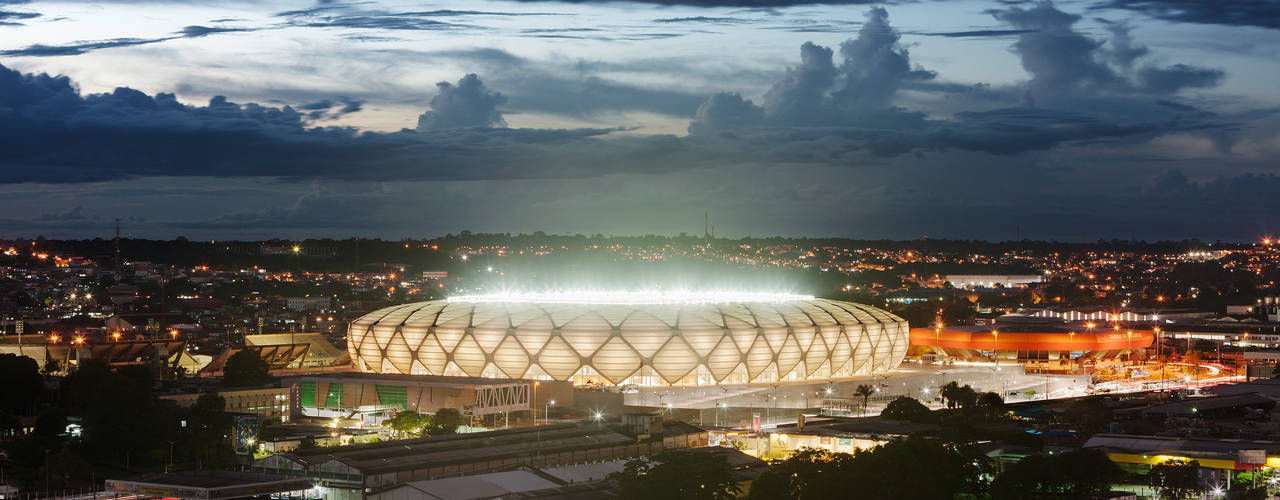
{"left": 910, "top": 323, "right": 1155, "bottom": 362}
{"left": 347, "top": 292, "right": 910, "bottom": 387}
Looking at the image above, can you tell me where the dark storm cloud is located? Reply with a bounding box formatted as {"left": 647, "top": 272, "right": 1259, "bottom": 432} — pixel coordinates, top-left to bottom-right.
{"left": 0, "top": 64, "right": 730, "bottom": 185}
{"left": 688, "top": 2, "right": 1232, "bottom": 158}
{"left": 1095, "top": 0, "right": 1280, "bottom": 30}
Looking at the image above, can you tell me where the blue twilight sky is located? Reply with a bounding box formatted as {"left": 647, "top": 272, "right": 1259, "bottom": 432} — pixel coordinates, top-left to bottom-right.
{"left": 1, "top": 0, "right": 1279, "bottom": 241}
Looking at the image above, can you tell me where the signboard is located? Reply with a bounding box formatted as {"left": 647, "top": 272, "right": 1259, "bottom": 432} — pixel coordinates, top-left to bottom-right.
{"left": 752, "top": 413, "right": 761, "bottom": 433}
{"left": 1239, "top": 449, "right": 1266, "bottom": 465}
{"left": 233, "top": 414, "right": 262, "bottom": 455}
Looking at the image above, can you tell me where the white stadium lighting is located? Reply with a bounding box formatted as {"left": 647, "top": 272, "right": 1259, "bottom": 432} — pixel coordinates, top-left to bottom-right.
{"left": 447, "top": 291, "right": 816, "bottom": 305}
{"left": 349, "top": 292, "right": 908, "bottom": 387}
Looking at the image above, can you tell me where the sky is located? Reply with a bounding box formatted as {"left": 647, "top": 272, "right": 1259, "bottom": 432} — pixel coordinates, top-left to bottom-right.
{"left": 1, "top": 0, "right": 1278, "bottom": 242}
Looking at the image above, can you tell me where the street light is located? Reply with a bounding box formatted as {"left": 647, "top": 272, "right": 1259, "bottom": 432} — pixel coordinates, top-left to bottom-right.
{"left": 546, "top": 399, "right": 555, "bottom": 426}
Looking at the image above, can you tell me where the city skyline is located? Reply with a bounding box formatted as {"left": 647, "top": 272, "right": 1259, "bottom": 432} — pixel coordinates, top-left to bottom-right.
{"left": 2, "top": 0, "right": 1278, "bottom": 241}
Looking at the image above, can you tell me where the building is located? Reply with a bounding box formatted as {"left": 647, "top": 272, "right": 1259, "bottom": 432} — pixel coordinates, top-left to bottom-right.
{"left": 105, "top": 471, "right": 313, "bottom": 499}
{"left": 283, "top": 373, "right": 572, "bottom": 424}
{"left": 252, "top": 422, "right": 708, "bottom": 500}
{"left": 347, "top": 293, "right": 909, "bottom": 387}
{"left": 945, "top": 274, "right": 1042, "bottom": 289}
{"left": 911, "top": 319, "right": 1154, "bottom": 362}
{"left": 287, "top": 296, "right": 332, "bottom": 312}
{"left": 160, "top": 386, "right": 292, "bottom": 421}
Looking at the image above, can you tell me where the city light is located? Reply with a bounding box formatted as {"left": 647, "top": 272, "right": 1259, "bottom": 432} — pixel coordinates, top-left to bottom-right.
{"left": 447, "top": 291, "right": 815, "bottom": 305}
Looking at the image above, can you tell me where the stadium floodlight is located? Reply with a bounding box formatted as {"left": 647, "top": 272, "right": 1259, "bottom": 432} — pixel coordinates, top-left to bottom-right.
{"left": 447, "top": 291, "right": 815, "bottom": 305}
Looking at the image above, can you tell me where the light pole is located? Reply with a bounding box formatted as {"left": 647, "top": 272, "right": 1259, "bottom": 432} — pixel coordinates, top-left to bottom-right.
{"left": 545, "top": 399, "right": 555, "bottom": 426}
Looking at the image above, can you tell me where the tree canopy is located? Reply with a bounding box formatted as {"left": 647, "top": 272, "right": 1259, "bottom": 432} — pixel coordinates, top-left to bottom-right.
{"left": 614, "top": 449, "right": 740, "bottom": 500}
{"left": 223, "top": 350, "right": 270, "bottom": 387}
{"left": 749, "top": 438, "right": 989, "bottom": 500}
{"left": 0, "top": 353, "right": 42, "bottom": 416}
{"left": 880, "top": 396, "right": 932, "bottom": 422}
{"left": 990, "top": 449, "right": 1125, "bottom": 499}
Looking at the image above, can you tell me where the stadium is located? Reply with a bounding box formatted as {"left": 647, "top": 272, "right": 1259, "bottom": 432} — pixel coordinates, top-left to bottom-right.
{"left": 910, "top": 322, "right": 1155, "bottom": 362}
{"left": 347, "top": 293, "right": 910, "bottom": 387}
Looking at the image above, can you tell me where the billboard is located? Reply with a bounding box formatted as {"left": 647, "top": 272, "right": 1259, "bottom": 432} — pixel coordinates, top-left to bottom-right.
{"left": 233, "top": 414, "right": 262, "bottom": 455}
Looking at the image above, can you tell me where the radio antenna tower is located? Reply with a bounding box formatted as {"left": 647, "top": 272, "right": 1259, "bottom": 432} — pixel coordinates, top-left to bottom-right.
{"left": 114, "top": 218, "right": 122, "bottom": 269}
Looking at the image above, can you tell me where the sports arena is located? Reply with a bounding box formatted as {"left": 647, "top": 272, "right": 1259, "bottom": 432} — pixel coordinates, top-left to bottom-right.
{"left": 347, "top": 292, "right": 910, "bottom": 387}
{"left": 910, "top": 323, "right": 1155, "bottom": 362}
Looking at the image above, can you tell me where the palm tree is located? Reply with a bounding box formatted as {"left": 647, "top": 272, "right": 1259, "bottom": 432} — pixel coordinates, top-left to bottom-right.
{"left": 854, "top": 384, "right": 875, "bottom": 416}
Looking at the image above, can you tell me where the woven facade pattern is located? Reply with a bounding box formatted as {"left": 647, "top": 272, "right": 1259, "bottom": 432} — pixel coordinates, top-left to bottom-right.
{"left": 348, "top": 298, "right": 909, "bottom": 386}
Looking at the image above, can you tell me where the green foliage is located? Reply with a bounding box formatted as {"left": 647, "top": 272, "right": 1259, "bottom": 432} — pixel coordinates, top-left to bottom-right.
{"left": 748, "top": 438, "right": 990, "bottom": 500}
{"left": 223, "top": 350, "right": 270, "bottom": 387}
{"left": 880, "top": 396, "right": 932, "bottom": 422}
{"left": 1148, "top": 459, "right": 1201, "bottom": 500}
{"left": 385, "top": 410, "right": 429, "bottom": 438}
{"left": 614, "top": 449, "right": 740, "bottom": 500}
{"left": 426, "top": 408, "right": 464, "bottom": 436}
{"left": 0, "top": 353, "right": 42, "bottom": 416}
{"left": 990, "top": 449, "right": 1125, "bottom": 499}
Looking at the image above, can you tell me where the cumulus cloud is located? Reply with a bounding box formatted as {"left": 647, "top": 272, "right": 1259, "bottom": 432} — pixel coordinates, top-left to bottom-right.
{"left": 688, "top": 2, "right": 1234, "bottom": 160}
{"left": 416, "top": 74, "right": 507, "bottom": 130}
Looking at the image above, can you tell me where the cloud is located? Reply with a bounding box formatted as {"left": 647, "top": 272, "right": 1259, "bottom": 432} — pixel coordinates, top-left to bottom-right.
{"left": 1096, "top": 0, "right": 1280, "bottom": 30}
{"left": 416, "top": 74, "right": 507, "bottom": 130}
{"left": 510, "top": 0, "right": 888, "bottom": 6}
{"left": 688, "top": 3, "right": 1234, "bottom": 159}
{"left": 1138, "top": 64, "right": 1224, "bottom": 94}
{"left": 179, "top": 25, "right": 258, "bottom": 37}
{"left": 0, "top": 36, "right": 178, "bottom": 57}
{"left": 653, "top": 16, "right": 748, "bottom": 24}
{"left": 299, "top": 96, "right": 365, "bottom": 121}
{"left": 0, "top": 63, "right": 685, "bottom": 184}
{"left": 0, "top": 8, "right": 38, "bottom": 25}
{"left": 991, "top": 2, "right": 1119, "bottom": 93}
{"left": 923, "top": 29, "right": 1037, "bottom": 38}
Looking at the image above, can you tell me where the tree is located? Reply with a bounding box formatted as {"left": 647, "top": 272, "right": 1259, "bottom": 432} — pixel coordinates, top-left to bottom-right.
{"left": 384, "top": 410, "right": 429, "bottom": 439}
{"left": 223, "top": 350, "right": 270, "bottom": 387}
{"left": 1148, "top": 459, "right": 1201, "bottom": 500}
{"left": 614, "top": 449, "right": 739, "bottom": 500}
{"left": 0, "top": 353, "right": 42, "bottom": 416}
{"left": 990, "top": 449, "right": 1124, "bottom": 499}
{"left": 425, "top": 408, "right": 463, "bottom": 436}
{"left": 880, "top": 396, "right": 931, "bottom": 422}
{"left": 854, "top": 384, "right": 875, "bottom": 416}
{"left": 977, "top": 392, "right": 1004, "bottom": 412}
{"left": 749, "top": 438, "right": 990, "bottom": 499}
{"left": 953, "top": 384, "right": 978, "bottom": 409}
{"left": 941, "top": 381, "right": 962, "bottom": 409}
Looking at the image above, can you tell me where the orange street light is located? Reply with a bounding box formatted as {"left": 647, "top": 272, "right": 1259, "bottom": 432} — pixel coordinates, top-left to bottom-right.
{"left": 48, "top": 335, "right": 59, "bottom": 343}
{"left": 112, "top": 331, "right": 122, "bottom": 342}
{"left": 72, "top": 336, "right": 85, "bottom": 345}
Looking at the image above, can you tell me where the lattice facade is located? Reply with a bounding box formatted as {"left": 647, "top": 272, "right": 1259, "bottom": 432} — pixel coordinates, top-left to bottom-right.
{"left": 347, "top": 298, "right": 909, "bottom": 387}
